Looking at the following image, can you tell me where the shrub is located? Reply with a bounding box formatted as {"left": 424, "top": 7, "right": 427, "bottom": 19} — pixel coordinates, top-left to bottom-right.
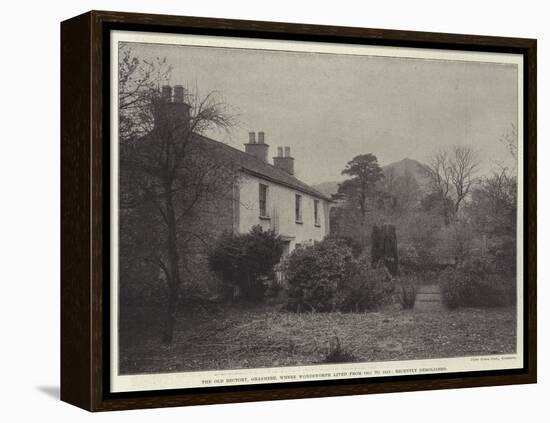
{"left": 323, "top": 335, "right": 356, "bottom": 363}
{"left": 490, "top": 236, "right": 516, "bottom": 276}
{"left": 209, "top": 225, "right": 284, "bottom": 300}
{"left": 439, "top": 259, "right": 515, "bottom": 309}
{"left": 286, "top": 238, "right": 352, "bottom": 312}
{"left": 461, "top": 259, "right": 515, "bottom": 307}
{"left": 398, "top": 244, "right": 420, "bottom": 272}
{"left": 325, "top": 234, "right": 363, "bottom": 258}
{"left": 440, "top": 267, "right": 463, "bottom": 309}
{"left": 286, "top": 239, "right": 394, "bottom": 313}
{"left": 396, "top": 274, "right": 418, "bottom": 309}
{"left": 335, "top": 259, "right": 394, "bottom": 312}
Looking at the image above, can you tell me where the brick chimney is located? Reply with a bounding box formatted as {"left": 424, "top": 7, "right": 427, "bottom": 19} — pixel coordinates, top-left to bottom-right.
{"left": 161, "top": 85, "right": 172, "bottom": 101}
{"left": 173, "top": 84, "right": 185, "bottom": 103}
{"left": 273, "top": 146, "right": 294, "bottom": 175}
{"left": 244, "top": 131, "right": 269, "bottom": 162}
{"left": 156, "top": 84, "right": 191, "bottom": 131}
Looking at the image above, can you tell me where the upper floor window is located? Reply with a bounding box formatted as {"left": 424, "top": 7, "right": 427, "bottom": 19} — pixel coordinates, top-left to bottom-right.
{"left": 314, "top": 199, "right": 320, "bottom": 226}
{"left": 259, "top": 183, "right": 269, "bottom": 218}
{"left": 295, "top": 194, "right": 302, "bottom": 223}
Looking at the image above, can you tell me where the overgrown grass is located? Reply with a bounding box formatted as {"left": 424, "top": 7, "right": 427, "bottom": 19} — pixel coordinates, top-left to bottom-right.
{"left": 119, "top": 303, "right": 516, "bottom": 375}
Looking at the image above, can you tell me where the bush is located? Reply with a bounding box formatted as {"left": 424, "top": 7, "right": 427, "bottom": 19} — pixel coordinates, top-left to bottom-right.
{"left": 440, "top": 267, "right": 463, "bottom": 309}
{"left": 490, "top": 236, "right": 516, "bottom": 276}
{"left": 325, "top": 234, "right": 363, "bottom": 258}
{"left": 398, "top": 244, "right": 420, "bottom": 271}
{"left": 286, "top": 238, "right": 352, "bottom": 312}
{"left": 209, "top": 225, "right": 284, "bottom": 300}
{"left": 396, "top": 274, "right": 418, "bottom": 309}
{"left": 439, "top": 259, "right": 515, "bottom": 309}
{"left": 335, "top": 259, "right": 394, "bottom": 312}
{"left": 460, "top": 259, "right": 516, "bottom": 307}
{"left": 286, "top": 239, "right": 393, "bottom": 312}
{"left": 323, "top": 336, "right": 356, "bottom": 363}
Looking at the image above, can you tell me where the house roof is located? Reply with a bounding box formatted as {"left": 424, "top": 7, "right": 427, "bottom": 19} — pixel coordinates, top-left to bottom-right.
{"left": 195, "top": 134, "right": 331, "bottom": 201}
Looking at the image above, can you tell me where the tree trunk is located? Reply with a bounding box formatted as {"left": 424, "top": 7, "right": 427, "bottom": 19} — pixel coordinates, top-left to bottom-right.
{"left": 162, "top": 183, "right": 181, "bottom": 345}
{"left": 163, "top": 282, "right": 177, "bottom": 345}
{"left": 359, "top": 186, "right": 367, "bottom": 249}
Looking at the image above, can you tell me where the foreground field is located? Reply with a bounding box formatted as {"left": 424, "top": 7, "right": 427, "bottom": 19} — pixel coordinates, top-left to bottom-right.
{"left": 119, "top": 304, "right": 516, "bottom": 374}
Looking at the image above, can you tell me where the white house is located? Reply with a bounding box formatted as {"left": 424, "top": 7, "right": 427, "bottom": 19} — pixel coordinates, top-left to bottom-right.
{"left": 195, "top": 130, "right": 331, "bottom": 257}
{"left": 181, "top": 130, "right": 331, "bottom": 291}
{"left": 235, "top": 131, "right": 331, "bottom": 256}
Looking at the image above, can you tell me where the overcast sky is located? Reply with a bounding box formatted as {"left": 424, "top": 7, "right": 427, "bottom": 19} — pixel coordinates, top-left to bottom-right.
{"left": 124, "top": 42, "right": 518, "bottom": 185}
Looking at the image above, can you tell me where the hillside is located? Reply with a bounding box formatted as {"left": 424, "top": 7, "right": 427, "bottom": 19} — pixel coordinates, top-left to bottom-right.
{"left": 312, "top": 158, "right": 430, "bottom": 198}
{"left": 382, "top": 158, "right": 431, "bottom": 189}
{"left": 311, "top": 181, "right": 341, "bottom": 198}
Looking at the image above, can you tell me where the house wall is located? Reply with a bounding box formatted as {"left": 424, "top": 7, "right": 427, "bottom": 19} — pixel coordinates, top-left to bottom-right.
{"left": 177, "top": 187, "right": 236, "bottom": 295}
{"left": 237, "top": 172, "right": 329, "bottom": 252}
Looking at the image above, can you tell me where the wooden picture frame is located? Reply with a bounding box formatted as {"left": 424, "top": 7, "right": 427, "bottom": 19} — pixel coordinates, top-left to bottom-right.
{"left": 61, "top": 10, "right": 536, "bottom": 411}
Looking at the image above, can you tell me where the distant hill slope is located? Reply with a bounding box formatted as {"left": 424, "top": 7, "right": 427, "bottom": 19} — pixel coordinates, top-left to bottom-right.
{"left": 382, "top": 158, "right": 431, "bottom": 189}
{"left": 312, "top": 158, "right": 430, "bottom": 198}
{"left": 311, "top": 181, "right": 341, "bottom": 198}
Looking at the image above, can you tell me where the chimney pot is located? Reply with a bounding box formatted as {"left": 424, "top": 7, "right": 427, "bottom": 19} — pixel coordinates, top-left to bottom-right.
{"left": 173, "top": 85, "right": 184, "bottom": 103}
{"left": 273, "top": 146, "right": 295, "bottom": 175}
{"left": 161, "top": 85, "right": 172, "bottom": 101}
{"left": 245, "top": 131, "right": 269, "bottom": 162}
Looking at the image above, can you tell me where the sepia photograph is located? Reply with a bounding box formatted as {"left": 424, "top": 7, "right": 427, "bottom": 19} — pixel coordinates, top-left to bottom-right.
{"left": 110, "top": 31, "right": 524, "bottom": 392}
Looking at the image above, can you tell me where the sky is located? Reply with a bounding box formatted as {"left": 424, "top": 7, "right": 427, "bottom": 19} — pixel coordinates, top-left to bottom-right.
{"left": 124, "top": 42, "right": 518, "bottom": 185}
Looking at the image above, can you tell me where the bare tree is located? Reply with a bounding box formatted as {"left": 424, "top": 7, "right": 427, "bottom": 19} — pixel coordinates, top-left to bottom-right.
{"left": 449, "top": 146, "right": 479, "bottom": 215}
{"left": 425, "top": 146, "right": 479, "bottom": 224}
{"left": 119, "top": 49, "right": 237, "bottom": 344}
{"left": 499, "top": 123, "right": 518, "bottom": 160}
{"left": 424, "top": 151, "right": 453, "bottom": 224}
{"left": 118, "top": 45, "right": 172, "bottom": 143}
{"left": 468, "top": 166, "right": 516, "bottom": 237}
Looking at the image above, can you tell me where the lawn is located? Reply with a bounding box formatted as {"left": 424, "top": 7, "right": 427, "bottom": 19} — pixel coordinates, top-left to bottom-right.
{"left": 119, "top": 303, "right": 517, "bottom": 374}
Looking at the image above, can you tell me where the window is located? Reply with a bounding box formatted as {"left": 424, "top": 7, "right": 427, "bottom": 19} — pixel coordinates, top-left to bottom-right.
{"left": 259, "top": 183, "right": 269, "bottom": 217}
{"left": 314, "top": 199, "right": 320, "bottom": 226}
{"left": 295, "top": 194, "right": 302, "bottom": 223}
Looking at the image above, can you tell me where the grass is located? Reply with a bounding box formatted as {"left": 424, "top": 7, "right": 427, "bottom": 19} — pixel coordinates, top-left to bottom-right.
{"left": 119, "top": 303, "right": 517, "bottom": 375}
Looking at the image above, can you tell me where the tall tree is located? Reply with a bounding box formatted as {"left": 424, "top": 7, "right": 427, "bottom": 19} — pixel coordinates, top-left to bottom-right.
{"left": 338, "top": 153, "right": 384, "bottom": 244}
{"left": 119, "top": 48, "right": 237, "bottom": 344}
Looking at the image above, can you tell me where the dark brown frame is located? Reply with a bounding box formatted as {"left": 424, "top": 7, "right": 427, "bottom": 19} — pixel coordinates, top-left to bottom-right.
{"left": 61, "top": 10, "right": 537, "bottom": 412}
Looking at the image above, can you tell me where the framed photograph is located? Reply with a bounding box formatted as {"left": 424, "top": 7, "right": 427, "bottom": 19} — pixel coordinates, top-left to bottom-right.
{"left": 61, "top": 11, "right": 536, "bottom": 411}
